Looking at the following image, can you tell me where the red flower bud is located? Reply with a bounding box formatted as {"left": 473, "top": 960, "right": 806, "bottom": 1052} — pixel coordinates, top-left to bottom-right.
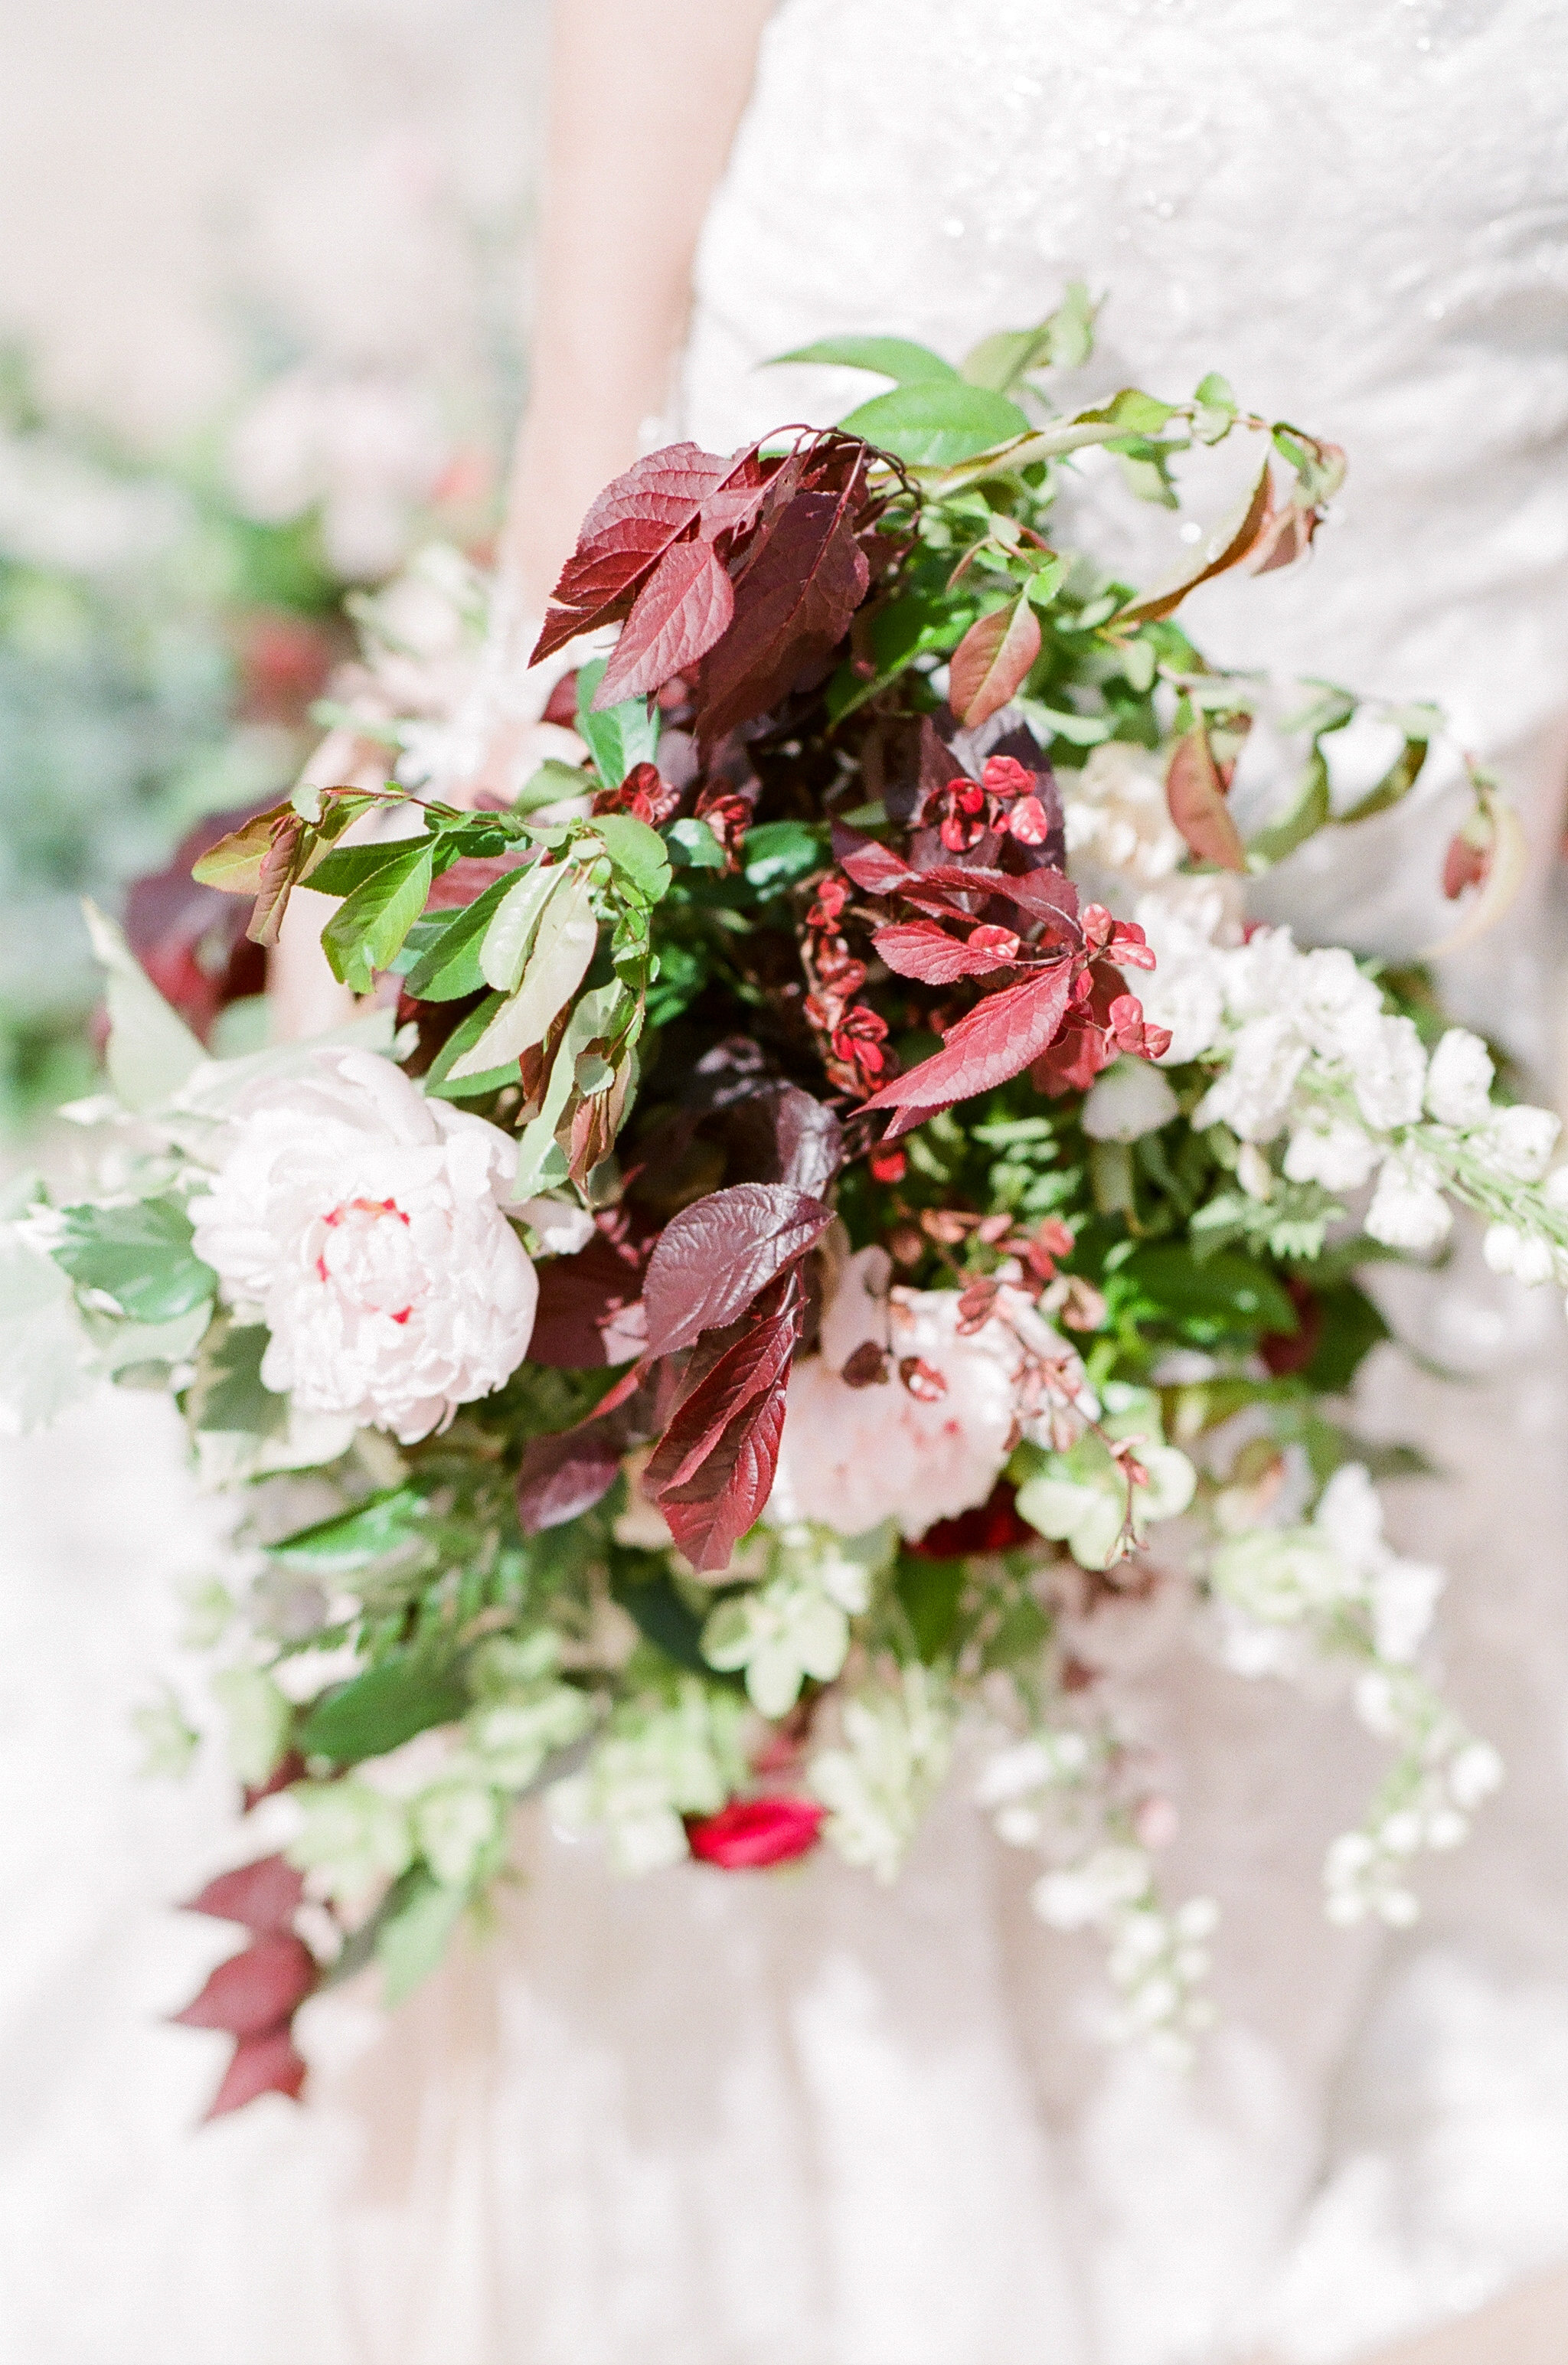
{"left": 687, "top": 1796, "right": 825, "bottom": 1870}
{"left": 1004, "top": 795, "right": 1050, "bottom": 845}
{"left": 868, "top": 1145, "right": 907, "bottom": 1184}
{"left": 982, "top": 754, "right": 1035, "bottom": 802}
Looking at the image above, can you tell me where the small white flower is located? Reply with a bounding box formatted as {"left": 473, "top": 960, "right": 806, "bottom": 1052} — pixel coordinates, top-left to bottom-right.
{"left": 1193, "top": 1014, "right": 1306, "bottom": 1142}
{"left": 412, "top": 1782, "right": 503, "bottom": 1889}
{"left": 1425, "top": 1028, "right": 1495, "bottom": 1127}
{"left": 1283, "top": 1115, "right": 1380, "bottom": 1191}
{"left": 1449, "top": 1739, "right": 1504, "bottom": 1809}
{"left": 1061, "top": 743, "right": 1186, "bottom": 884}
{"left": 1292, "top": 948, "right": 1385, "bottom": 1063}
{"left": 1481, "top": 1103, "right": 1561, "bottom": 1182}
{"left": 1365, "top": 1150, "right": 1452, "bottom": 1253}
{"left": 1483, "top": 1223, "right": 1556, "bottom": 1285}
{"left": 289, "top": 1778, "right": 414, "bottom": 1907}
{"left": 1346, "top": 1013, "right": 1427, "bottom": 1132}
{"left": 810, "top": 1668, "right": 952, "bottom": 1882}
{"left": 191, "top": 1050, "right": 538, "bottom": 1443}
{"left": 1082, "top": 1057, "right": 1180, "bottom": 1142}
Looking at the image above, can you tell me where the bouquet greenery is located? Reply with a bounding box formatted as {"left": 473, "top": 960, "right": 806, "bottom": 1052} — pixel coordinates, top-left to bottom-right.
{"left": 5, "top": 296, "right": 1556, "bottom": 2116}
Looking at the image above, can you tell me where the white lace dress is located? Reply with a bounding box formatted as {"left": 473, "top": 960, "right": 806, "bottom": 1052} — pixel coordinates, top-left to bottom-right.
{"left": 5, "top": 5, "right": 1568, "bottom": 2360}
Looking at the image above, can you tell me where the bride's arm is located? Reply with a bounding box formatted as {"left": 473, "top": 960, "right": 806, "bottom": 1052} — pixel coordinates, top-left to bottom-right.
{"left": 271, "top": 0, "right": 773, "bottom": 1038}
{"left": 500, "top": 0, "right": 776, "bottom": 621}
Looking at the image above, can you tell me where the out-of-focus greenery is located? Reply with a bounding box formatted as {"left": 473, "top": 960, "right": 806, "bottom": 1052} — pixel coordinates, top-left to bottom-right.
{"left": 0, "top": 344, "right": 504, "bottom": 1133}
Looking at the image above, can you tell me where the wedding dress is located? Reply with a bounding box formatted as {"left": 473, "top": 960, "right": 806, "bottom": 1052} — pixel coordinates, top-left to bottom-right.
{"left": 5, "top": 4, "right": 1568, "bottom": 2360}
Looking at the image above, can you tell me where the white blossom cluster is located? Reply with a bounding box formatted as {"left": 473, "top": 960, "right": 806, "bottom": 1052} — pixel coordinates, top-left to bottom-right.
{"left": 284, "top": 1633, "right": 594, "bottom": 1908}
{"left": 1135, "top": 904, "right": 1568, "bottom": 1272}
{"left": 548, "top": 1677, "right": 749, "bottom": 1875}
{"left": 1209, "top": 1463, "right": 1501, "bottom": 1926}
{"left": 702, "top": 1523, "right": 876, "bottom": 1717}
{"left": 808, "top": 1665, "right": 955, "bottom": 1881}
{"left": 977, "top": 1730, "right": 1218, "bottom": 2064}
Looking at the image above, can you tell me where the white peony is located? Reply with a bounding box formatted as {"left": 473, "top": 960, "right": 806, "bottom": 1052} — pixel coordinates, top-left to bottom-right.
{"left": 769, "top": 1248, "right": 1090, "bottom": 1541}
{"left": 191, "top": 1049, "right": 537, "bottom": 1442}
{"left": 1062, "top": 742, "right": 1186, "bottom": 885}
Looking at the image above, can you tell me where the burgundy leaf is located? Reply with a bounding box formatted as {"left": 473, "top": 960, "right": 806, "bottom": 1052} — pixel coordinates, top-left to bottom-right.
{"left": 1165, "top": 727, "right": 1246, "bottom": 872}
{"left": 641, "top": 1183, "right": 834, "bottom": 1358}
{"left": 515, "top": 1421, "right": 629, "bottom": 1533}
{"left": 531, "top": 443, "right": 744, "bottom": 663}
{"left": 834, "top": 822, "right": 917, "bottom": 897}
{"left": 172, "top": 1934, "right": 317, "bottom": 2038}
{"left": 1442, "top": 828, "right": 1491, "bottom": 900}
{"left": 949, "top": 596, "right": 1042, "bottom": 728}
{"left": 863, "top": 962, "right": 1078, "bottom": 1135}
{"left": 646, "top": 1277, "right": 805, "bottom": 1571}
{"left": 873, "top": 918, "right": 1021, "bottom": 984}
{"left": 184, "top": 1855, "right": 305, "bottom": 1935}
{"left": 593, "top": 537, "right": 736, "bottom": 707}
{"left": 205, "top": 2027, "right": 308, "bottom": 2120}
{"left": 704, "top": 1083, "right": 844, "bottom": 1197}
{"left": 694, "top": 474, "right": 872, "bottom": 743}
{"left": 528, "top": 1223, "right": 656, "bottom": 1368}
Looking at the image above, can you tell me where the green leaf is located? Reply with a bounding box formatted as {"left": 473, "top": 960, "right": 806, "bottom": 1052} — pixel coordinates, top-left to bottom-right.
{"left": 266, "top": 1486, "right": 426, "bottom": 1570}
{"left": 422, "top": 989, "right": 517, "bottom": 1101}
{"left": 769, "top": 335, "right": 957, "bottom": 384}
{"left": 300, "top": 1650, "right": 468, "bottom": 1765}
{"left": 960, "top": 328, "right": 1053, "bottom": 393}
{"left": 665, "top": 816, "right": 728, "bottom": 870}
{"left": 1247, "top": 747, "right": 1331, "bottom": 869}
{"left": 53, "top": 1197, "right": 216, "bottom": 1324}
{"left": 837, "top": 381, "right": 1031, "bottom": 469}
{"left": 574, "top": 658, "right": 660, "bottom": 788}
{"left": 1122, "top": 1245, "right": 1297, "bottom": 1342}
{"left": 1022, "top": 557, "right": 1066, "bottom": 611}
{"left": 1280, "top": 678, "right": 1357, "bottom": 738}
{"left": 185, "top": 1320, "right": 289, "bottom": 1437}
{"left": 1017, "top": 697, "right": 1114, "bottom": 748}
{"left": 82, "top": 902, "right": 205, "bottom": 1113}
{"left": 305, "top": 841, "right": 422, "bottom": 899}
{"left": 375, "top": 1867, "right": 468, "bottom": 2007}
{"left": 514, "top": 758, "right": 594, "bottom": 815}
{"left": 1298, "top": 1281, "right": 1389, "bottom": 1395}
{"left": 742, "top": 819, "right": 826, "bottom": 894}
{"left": 594, "top": 812, "right": 671, "bottom": 902}
{"left": 825, "top": 589, "right": 959, "bottom": 720}
{"left": 403, "top": 869, "right": 534, "bottom": 1002}
{"left": 1338, "top": 737, "right": 1429, "bottom": 826}
{"left": 479, "top": 862, "right": 568, "bottom": 995}
{"left": 896, "top": 1554, "right": 966, "bottom": 1662}
{"left": 322, "top": 841, "right": 435, "bottom": 995}
{"left": 0, "top": 1220, "right": 89, "bottom": 1432}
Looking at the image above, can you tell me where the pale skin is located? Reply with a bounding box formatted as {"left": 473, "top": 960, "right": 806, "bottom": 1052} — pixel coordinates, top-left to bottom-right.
{"left": 263, "top": 21, "right": 1568, "bottom": 2348}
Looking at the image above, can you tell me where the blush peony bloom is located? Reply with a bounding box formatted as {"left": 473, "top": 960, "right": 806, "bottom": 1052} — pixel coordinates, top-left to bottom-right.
{"left": 768, "top": 1248, "right": 1091, "bottom": 1540}
{"left": 686, "top": 1796, "right": 825, "bottom": 1869}
{"left": 191, "top": 1050, "right": 537, "bottom": 1442}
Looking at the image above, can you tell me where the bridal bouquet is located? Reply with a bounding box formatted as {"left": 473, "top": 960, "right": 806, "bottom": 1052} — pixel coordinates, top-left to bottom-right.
{"left": 8, "top": 295, "right": 1557, "bottom": 2115}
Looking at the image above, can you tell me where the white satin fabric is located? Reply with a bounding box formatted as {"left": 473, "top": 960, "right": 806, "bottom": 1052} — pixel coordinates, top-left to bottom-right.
{"left": 6, "top": 5, "right": 1568, "bottom": 2359}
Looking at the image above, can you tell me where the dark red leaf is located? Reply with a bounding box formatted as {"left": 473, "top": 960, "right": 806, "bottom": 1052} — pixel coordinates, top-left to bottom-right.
{"left": 1165, "top": 727, "right": 1246, "bottom": 872}
{"left": 641, "top": 1183, "right": 834, "bottom": 1359}
{"left": 593, "top": 537, "right": 736, "bottom": 707}
{"left": 702, "top": 1083, "right": 844, "bottom": 1197}
{"left": 184, "top": 1855, "right": 305, "bottom": 1935}
{"left": 906, "top": 1479, "right": 1035, "bottom": 1560}
{"left": 873, "top": 918, "right": 1021, "bottom": 984}
{"left": 949, "top": 597, "right": 1041, "bottom": 728}
{"left": 694, "top": 473, "right": 872, "bottom": 742}
{"left": 515, "top": 1420, "right": 629, "bottom": 1533}
{"left": 646, "top": 1278, "right": 805, "bottom": 1571}
{"left": 834, "top": 822, "right": 917, "bottom": 897}
{"left": 864, "top": 961, "right": 1077, "bottom": 1135}
{"left": 204, "top": 2027, "right": 308, "bottom": 2120}
{"left": 531, "top": 443, "right": 743, "bottom": 663}
{"left": 687, "top": 1795, "right": 825, "bottom": 1868}
{"left": 172, "top": 1934, "right": 316, "bottom": 2038}
{"left": 528, "top": 1226, "right": 655, "bottom": 1368}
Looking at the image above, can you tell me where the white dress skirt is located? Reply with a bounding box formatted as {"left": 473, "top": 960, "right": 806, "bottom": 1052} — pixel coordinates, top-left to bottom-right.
{"left": 5, "top": 5, "right": 1568, "bottom": 2359}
